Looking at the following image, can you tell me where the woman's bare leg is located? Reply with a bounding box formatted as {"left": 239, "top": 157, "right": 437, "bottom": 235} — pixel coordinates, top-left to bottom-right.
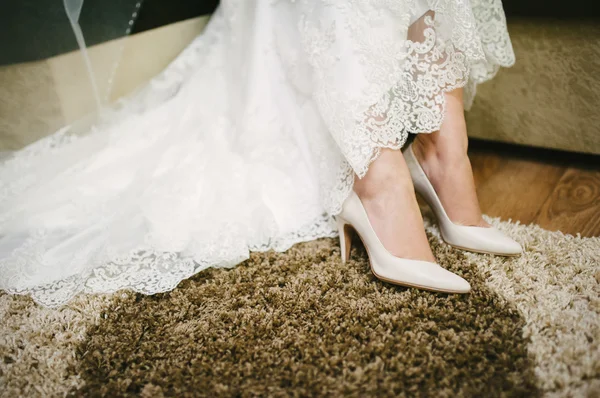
{"left": 353, "top": 148, "right": 436, "bottom": 262}
{"left": 412, "top": 87, "right": 489, "bottom": 227}
{"left": 350, "top": 14, "right": 485, "bottom": 261}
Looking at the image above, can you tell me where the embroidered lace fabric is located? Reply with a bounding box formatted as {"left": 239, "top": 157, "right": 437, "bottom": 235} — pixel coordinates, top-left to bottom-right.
{"left": 0, "top": 0, "right": 514, "bottom": 307}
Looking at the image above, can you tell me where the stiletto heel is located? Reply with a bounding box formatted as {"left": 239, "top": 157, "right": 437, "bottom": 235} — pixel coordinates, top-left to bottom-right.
{"left": 404, "top": 143, "right": 522, "bottom": 256}
{"left": 336, "top": 191, "right": 471, "bottom": 294}
{"left": 337, "top": 217, "right": 353, "bottom": 263}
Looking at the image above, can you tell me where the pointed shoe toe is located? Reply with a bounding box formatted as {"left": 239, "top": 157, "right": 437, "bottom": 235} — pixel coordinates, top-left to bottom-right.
{"left": 426, "top": 263, "right": 471, "bottom": 294}
{"left": 480, "top": 227, "right": 523, "bottom": 256}
{"left": 439, "top": 267, "right": 471, "bottom": 294}
{"left": 337, "top": 191, "right": 471, "bottom": 294}
{"left": 370, "top": 256, "right": 471, "bottom": 294}
{"left": 441, "top": 225, "right": 523, "bottom": 256}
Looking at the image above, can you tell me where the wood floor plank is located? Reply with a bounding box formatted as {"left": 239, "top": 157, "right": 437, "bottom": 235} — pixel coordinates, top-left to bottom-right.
{"left": 468, "top": 150, "right": 506, "bottom": 189}
{"left": 534, "top": 168, "right": 600, "bottom": 237}
{"left": 465, "top": 139, "right": 600, "bottom": 236}
{"left": 473, "top": 158, "right": 566, "bottom": 225}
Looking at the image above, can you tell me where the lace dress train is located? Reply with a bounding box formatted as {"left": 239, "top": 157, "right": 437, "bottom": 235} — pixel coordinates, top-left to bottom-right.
{"left": 0, "top": 0, "right": 515, "bottom": 307}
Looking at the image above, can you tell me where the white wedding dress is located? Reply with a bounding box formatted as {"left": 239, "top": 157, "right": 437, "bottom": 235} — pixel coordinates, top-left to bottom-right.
{"left": 0, "top": 0, "right": 514, "bottom": 307}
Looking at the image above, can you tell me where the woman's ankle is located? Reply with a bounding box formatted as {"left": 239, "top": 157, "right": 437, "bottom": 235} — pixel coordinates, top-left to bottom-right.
{"left": 413, "top": 88, "right": 470, "bottom": 165}
{"left": 354, "top": 148, "right": 414, "bottom": 200}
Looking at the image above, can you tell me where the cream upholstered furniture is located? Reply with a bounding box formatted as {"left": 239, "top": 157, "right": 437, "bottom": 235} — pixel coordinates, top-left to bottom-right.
{"left": 0, "top": 17, "right": 209, "bottom": 151}
{"left": 1, "top": 16, "right": 599, "bottom": 155}
{"left": 466, "top": 21, "right": 600, "bottom": 155}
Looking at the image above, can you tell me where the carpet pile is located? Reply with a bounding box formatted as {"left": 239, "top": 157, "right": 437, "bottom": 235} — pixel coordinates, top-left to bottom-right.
{"left": 1, "top": 215, "right": 598, "bottom": 397}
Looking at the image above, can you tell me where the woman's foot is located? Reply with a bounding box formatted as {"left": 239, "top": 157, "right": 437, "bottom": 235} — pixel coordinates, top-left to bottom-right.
{"left": 353, "top": 148, "right": 436, "bottom": 262}
{"left": 411, "top": 88, "right": 490, "bottom": 228}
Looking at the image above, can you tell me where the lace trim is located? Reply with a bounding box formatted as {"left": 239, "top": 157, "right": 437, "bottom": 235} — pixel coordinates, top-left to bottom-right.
{"left": 2, "top": 214, "right": 337, "bottom": 308}
{"left": 1, "top": 0, "right": 515, "bottom": 307}
{"left": 289, "top": 0, "right": 515, "bottom": 215}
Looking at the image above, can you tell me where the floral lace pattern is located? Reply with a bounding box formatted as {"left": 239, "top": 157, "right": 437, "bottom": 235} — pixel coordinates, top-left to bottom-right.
{"left": 0, "top": 0, "right": 514, "bottom": 307}
{"left": 277, "top": 0, "right": 514, "bottom": 214}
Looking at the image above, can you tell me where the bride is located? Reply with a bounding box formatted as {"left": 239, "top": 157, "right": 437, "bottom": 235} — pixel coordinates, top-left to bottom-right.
{"left": 0, "top": 0, "right": 520, "bottom": 307}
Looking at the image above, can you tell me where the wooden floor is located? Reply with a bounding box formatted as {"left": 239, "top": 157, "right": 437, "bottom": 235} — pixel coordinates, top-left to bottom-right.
{"left": 467, "top": 139, "right": 600, "bottom": 237}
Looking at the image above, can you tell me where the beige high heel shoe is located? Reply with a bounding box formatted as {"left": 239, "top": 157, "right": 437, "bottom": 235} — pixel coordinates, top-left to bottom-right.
{"left": 337, "top": 191, "right": 471, "bottom": 294}
{"left": 404, "top": 143, "right": 522, "bottom": 256}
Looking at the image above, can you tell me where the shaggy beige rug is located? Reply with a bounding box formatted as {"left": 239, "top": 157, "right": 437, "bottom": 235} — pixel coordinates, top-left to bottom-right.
{"left": 1, "top": 215, "right": 598, "bottom": 397}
